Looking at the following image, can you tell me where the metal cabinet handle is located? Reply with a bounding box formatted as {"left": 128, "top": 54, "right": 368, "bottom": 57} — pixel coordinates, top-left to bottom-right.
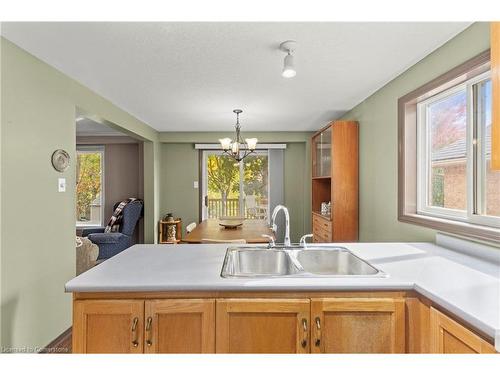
{"left": 301, "top": 318, "right": 308, "bottom": 348}
{"left": 131, "top": 317, "right": 139, "bottom": 347}
{"left": 314, "top": 317, "right": 321, "bottom": 348}
{"left": 145, "top": 317, "right": 153, "bottom": 347}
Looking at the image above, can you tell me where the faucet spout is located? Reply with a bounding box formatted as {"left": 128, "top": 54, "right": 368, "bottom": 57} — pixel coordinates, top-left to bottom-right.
{"left": 271, "top": 205, "right": 291, "bottom": 247}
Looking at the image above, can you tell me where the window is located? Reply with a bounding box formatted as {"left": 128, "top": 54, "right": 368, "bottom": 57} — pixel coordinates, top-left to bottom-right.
{"left": 201, "top": 150, "right": 269, "bottom": 220}
{"left": 417, "top": 72, "right": 500, "bottom": 226}
{"left": 399, "top": 50, "right": 500, "bottom": 242}
{"left": 76, "top": 146, "right": 105, "bottom": 227}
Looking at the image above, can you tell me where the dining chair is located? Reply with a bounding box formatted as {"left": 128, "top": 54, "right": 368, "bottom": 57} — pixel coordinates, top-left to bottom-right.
{"left": 201, "top": 239, "right": 247, "bottom": 244}
{"left": 245, "top": 195, "right": 267, "bottom": 220}
{"left": 186, "top": 222, "right": 197, "bottom": 233}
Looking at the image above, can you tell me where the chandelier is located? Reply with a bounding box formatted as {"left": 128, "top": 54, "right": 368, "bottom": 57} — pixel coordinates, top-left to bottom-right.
{"left": 219, "top": 109, "right": 258, "bottom": 162}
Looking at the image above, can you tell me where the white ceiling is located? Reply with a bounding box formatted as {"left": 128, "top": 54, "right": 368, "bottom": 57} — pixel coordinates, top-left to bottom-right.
{"left": 76, "top": 117, "right": 129, "bottom": 136}
{"left": 2, "top": 22, "right": 471, "bottom": 132}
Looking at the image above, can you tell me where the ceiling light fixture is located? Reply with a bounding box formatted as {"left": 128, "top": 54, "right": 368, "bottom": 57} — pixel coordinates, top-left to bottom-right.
{"left": 279, "top": 40, "right": 297, "bottom": 78}
{"left": 219, "top": 109, "right": 258, "bottom": 163}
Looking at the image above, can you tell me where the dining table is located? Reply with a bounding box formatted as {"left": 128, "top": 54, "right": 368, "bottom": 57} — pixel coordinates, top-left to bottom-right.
{"left": 182, "top": 219, "right": 274, "bottom": 244}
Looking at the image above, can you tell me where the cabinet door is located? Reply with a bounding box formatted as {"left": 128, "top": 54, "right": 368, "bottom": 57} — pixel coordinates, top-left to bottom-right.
{"left": 311, "top": 298, "right": 405, "bottom": 353}
{"left": 216, "top": 299, "right": 310, "bottom": 353}
{"left": 73, "top": 300, "right": 144, "bottom": 353}
{"left": 430, "top": 307, "right": 496, "bottom": 353}
{"left": 144, "top": 299, "right": 215, "bottom": 353}
{"left": 312, "top": 126, "right": 332, "bottom": 177}
{"left": 405, "top": 297, "right": 431, "bottom": 353}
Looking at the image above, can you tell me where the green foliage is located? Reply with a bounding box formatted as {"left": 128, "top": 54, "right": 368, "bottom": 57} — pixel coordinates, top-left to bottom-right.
{"left": 206, "top": 154, "right": 268, "bottom": 217}
{"left": 207, "top": 155, "right": 240, "bottom": 200}
{"left": 207, "top": 154, "right": 268, "bottom": 199}
{"left": 76, "top": 153, "right": 102, "bottom": 220}
{"left": 431, "top": 167, "right": 444, "bottom": 207}
{"left": 243, "top": 155, "right": 268, "bottom": 197}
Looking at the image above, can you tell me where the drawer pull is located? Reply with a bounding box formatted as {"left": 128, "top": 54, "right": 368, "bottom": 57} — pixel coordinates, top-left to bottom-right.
{"left": 315, "top": 317, "right": 322, "bottom": 349}
{"left": 300, "top": 318, "right": 308, "bottom": 349}
{"left": 145, "top": 316, "right": 153, "bottom": 347}
{"left": 131, "top": 317, "right": 139, "bottom": 347}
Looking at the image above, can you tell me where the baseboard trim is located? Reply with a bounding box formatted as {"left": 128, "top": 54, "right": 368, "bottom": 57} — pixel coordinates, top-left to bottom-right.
{"left": 39, "top": 327, "right": 72, "bottom": 354}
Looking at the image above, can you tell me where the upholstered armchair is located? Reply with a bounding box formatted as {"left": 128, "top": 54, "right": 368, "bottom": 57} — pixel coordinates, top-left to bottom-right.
{"left": 81, "top": 200, "right": 143, "bottom": 260}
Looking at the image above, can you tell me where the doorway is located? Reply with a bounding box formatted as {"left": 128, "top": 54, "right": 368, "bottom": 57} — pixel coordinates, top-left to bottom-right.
{"left": 75, "top": 116, "right": 145, "bottom": 244}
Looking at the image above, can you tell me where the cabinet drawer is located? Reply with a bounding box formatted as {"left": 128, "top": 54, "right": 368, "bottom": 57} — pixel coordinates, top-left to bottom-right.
{"left": 313, "top": 215, "right": 332, "bottom": 232}
{"left": 313, "top": 215, "right": 332, "bottom": 242}
{"left": 313, "top": 222, "right": 332, "bottom": 242}
{"left": 313, "top": 234, "right": 329, "bottom": 243}
{"left": 313, "top": 226, "right": 332, "bottom": 242}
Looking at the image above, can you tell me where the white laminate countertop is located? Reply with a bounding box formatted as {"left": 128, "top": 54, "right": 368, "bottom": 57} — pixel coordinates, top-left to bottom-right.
{"left": 65, "top": 242, "right": 500, "bottom": 351}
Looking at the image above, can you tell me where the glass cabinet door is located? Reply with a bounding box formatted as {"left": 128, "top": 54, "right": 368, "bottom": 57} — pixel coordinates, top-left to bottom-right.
{"left": 313, "top": 126, "right": 332, "bottom": 177}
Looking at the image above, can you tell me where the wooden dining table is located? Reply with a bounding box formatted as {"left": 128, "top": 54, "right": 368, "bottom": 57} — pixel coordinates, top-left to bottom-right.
{"left": 182, "top": 219, "right": 274, "bottom": 244}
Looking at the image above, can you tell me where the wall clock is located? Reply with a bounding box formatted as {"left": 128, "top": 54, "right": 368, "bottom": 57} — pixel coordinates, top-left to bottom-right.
{"left": 51, "top": 149, "right": 70, "bottom": 172}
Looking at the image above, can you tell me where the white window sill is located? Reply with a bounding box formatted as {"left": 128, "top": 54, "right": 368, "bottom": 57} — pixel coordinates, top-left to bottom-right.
{"left": 399, "top": 212, "right": 500, "bottom": 243}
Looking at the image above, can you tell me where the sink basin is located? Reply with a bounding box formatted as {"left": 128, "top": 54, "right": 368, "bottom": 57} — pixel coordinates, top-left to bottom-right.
{"left": 221, "top": 248, "right": 301, "bottom": 277}
{"left": 221, "top": 246, "right": 386, "bottom": 278}
{"left": 296, "top": 248, "right": 380, "bottom": 275}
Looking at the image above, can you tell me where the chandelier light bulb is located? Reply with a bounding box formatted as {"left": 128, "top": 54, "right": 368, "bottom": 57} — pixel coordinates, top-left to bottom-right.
{"left": 245, "top": 138, "right": 258, "bottom": 151}
{"left": 231, "top": 141, "right": 240, "bottom": 154}
{"left": 219, "top": 138, "right": 232, "bottom": 151}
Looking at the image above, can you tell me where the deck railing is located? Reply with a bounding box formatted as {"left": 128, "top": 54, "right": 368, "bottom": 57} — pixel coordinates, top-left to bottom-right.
{"left": 207, "top": 198, "right": 241, "bottom": 218}
{"left": 207, "top": 198, "right": 268, "bottom": 219}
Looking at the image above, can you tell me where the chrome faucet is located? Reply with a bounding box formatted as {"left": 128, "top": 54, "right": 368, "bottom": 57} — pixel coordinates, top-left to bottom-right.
{"left": 270, "top": 205, "right": 291, "bottom": 247}
{"left": 299, "top": 234, "right": 313, "bottom": 248}
{"left": 261, "top": 234, "right": 276, "bottom": 248}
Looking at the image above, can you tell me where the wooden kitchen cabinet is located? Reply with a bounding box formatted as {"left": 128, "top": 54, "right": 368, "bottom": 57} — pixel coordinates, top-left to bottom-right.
{"left": 311, "top": 298, "right": 405, "bottom": 353}
{"left": 216, "top": 298, "right": 310, "bottom": 353}
{"left": 144, "top": 299, "right": 215, "bottom": 353}
{"left": 71, "top": 293, "right": 496, "bottom": 354}
{"left": 430, "top": 307, "right": 496, "bottom": 353}
{"left": 311, "top": 120, "right": 359, "bottom": 242}
{"left": 73, "top": 299, "right": 144, "bottom": 354}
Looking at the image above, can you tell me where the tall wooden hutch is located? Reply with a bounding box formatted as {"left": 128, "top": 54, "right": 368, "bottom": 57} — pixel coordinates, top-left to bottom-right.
{"left": 311, "top": 120, "right": 358, "bottom": 242}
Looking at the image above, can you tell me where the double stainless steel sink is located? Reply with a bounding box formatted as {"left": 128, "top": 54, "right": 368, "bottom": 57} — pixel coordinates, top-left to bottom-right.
{"left": 221, "top": 246, "right": 386, "bottom": 278}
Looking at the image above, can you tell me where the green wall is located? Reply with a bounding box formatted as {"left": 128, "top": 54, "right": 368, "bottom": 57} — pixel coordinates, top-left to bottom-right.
{"left": 159, "top": 132, "right": 312, "bottom": 242}
{"left": 0, "top": 37, "right": 160, "bottom": 350}
{"left": 341, "top": 22, "right": 491, "bottom": 242}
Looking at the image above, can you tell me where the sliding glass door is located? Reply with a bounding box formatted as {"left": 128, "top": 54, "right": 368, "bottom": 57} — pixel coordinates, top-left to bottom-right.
{"left": 201, "top": 150, "right": 269, "bottom": 220}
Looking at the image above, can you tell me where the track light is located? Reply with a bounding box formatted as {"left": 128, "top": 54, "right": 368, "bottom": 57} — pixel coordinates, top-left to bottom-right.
{"left": 279, "top": 40, "right": 297, "bottom": 78}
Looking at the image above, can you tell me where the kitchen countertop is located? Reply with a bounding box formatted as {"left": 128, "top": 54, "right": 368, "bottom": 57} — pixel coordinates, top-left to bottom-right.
{"left": 65, "top": 241, "right": 500, "bottom": 351}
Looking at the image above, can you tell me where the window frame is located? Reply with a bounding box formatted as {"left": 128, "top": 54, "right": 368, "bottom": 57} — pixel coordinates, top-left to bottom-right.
{"left": 76, "top": 145, "right": 105, "bottom": 228}
{"left": 416, "top": 71, "right": 499, "bottom": 229}
{"left": 416, "top": 82, "right": 469, "bottom": 221}
{"left": 398, "top": 50, "right": 500, "bottom": 242}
